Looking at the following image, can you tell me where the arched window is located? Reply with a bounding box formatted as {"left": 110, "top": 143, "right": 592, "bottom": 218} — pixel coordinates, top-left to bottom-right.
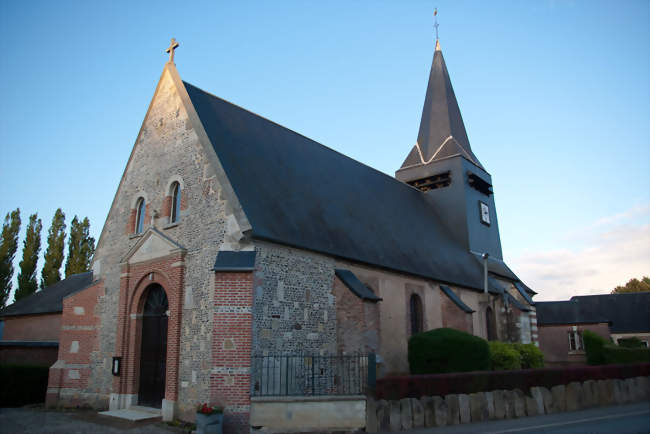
{"left": 170, "top": 182, "right": 181, "bottom": 224}
{"left": 135, "top": 197, "right": 145, "bottom": 234}
{"left": 410, "top": 294, "right": 423, "bottom": 335}
{"left": 486, "top": 306, "right": 495, "bottom": 341}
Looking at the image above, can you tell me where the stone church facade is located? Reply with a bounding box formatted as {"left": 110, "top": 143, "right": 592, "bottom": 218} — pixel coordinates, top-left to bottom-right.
{"left": 45, "top": 39, "right": 536, "bottom": 432}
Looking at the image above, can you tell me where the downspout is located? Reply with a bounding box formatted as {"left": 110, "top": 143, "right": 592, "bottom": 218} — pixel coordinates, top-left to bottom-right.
{"left": 482, "top": 252, "right": 489, "bottom": 294}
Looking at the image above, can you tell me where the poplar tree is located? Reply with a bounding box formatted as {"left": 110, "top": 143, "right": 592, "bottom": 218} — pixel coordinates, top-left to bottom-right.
{"left": 65, "top": 216, "right": 95, "bottom": 277}
{"left": 41, "top": 208, "right": 66, "bottom": 289}
{"left": 0, "top": 209, "right": 22, "bottom": 306}
{"left": 15, "top": 213, "right": 42, "bottom": 301}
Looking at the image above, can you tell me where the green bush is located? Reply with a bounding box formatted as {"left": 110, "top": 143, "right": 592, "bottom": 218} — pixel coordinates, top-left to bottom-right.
{"left": 603, "top": 346, "right": 650, "bottom": 364}
{"left": 488, "top": 341, "right": 521, "bottom": 370}
{"left": 513, "top": 343, "right": 545, "bottom": 369}
{"left": 583, "top": 331, "right": 650, "bottom": 365}
{"left": 0, "top": 364, "right": 49, "bottom": 407}
{"left": 617, "top": 337, "right": 646, "bottom": 349}
{"left": 408, "top": 328, "right": 491, "bottom": 374}
{"left": 583, "top": 330, "right": 608, "bottom": 365}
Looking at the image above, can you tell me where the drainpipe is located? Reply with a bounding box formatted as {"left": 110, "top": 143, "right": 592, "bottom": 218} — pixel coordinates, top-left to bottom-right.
{"left": 482, "top": 252, "right": 489, "bottom": 294}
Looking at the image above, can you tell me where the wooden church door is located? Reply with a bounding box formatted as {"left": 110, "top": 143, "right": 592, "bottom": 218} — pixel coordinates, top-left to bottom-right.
{"left": 138, "top": 284, "right": 168, "bottom": 408}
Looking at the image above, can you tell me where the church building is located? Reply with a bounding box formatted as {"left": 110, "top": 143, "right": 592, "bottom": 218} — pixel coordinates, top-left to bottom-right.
{"left": 45, "top": 35, "right": 537, "bottom": 432}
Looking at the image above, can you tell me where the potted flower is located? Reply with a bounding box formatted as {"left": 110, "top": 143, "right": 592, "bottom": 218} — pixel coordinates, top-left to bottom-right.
{"left": 196, "top": 403, "right": 223, "bottom": 434}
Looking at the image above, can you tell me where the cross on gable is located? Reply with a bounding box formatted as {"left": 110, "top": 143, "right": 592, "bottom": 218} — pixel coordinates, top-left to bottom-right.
{"left": 166, "top": 38, "right": 179, "bottom": 63}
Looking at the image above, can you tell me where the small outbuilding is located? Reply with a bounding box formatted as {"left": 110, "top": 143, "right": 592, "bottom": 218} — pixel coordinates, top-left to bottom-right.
{"left": 0, "top": 272, "right": 92, "bottom": 366}
{"left": 536, "top": 292, "right": 650, "bottom": 366}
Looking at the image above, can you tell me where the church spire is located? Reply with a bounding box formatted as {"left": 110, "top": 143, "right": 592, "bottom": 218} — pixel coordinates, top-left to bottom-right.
{"left": 400, "top": 14, "right": 483, "bottom": 170}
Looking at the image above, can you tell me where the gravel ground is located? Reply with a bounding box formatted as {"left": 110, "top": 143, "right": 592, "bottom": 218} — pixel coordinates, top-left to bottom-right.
{"left": 0, "top": 406, "right": 193, "bottom": 434}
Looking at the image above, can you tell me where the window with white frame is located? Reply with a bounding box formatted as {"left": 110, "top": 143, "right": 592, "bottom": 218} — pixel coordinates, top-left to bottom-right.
{"left": 568, "top": 326, "right": 584, "bottom": 351}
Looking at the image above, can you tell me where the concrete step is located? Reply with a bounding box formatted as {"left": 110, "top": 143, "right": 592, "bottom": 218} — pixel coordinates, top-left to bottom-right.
{"left": 98, "top": 406, "right": 162, "bottom": 422}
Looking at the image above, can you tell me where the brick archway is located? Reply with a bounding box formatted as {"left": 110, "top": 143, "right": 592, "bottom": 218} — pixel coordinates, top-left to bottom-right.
{"left": 110, "top": 252, "right": 184, "bottom": 418}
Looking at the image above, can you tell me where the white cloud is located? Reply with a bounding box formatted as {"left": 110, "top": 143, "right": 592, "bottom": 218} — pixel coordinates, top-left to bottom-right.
{"left": 510, "top": 207, "right": 650, "bottom": 301}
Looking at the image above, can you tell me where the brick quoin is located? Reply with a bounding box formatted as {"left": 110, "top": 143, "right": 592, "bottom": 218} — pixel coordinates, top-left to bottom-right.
{"left": 46, "top": 280, "right": 104, "bottom": 408}
{"left": 126, "top": 209, "right": 136, "bottom": 234}
{"left": 211, "top": 271, "right": 253, "bottom": 434}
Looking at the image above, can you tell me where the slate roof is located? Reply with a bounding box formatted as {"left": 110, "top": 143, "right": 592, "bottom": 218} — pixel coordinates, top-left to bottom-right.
{"left": 182, "top": 53, "right": 529, "bottom": 294}
{"left": 440, "top": 285, "right": 474, "bottom": 313}
{"left": 540, "top": 292, "right": 650, "bottom": 333}
{"left": 401, "top": 41, "right": 483, "bottom": 170}
{"left": 0, "top": 272, "right": 92, "bottom": 317}
{"left": 185, "top": 82, "right": 501, "bottom": 292}
{"left": 505, "top": 292, "right": 531, "bottom": 312}
{"left": 213, "top": 251, "right": 256, "bottom": 271}
{"left": 536, "top": 292, "right": 650, "bottom": 332}
{"left": 335, "top": 269, "right": 382, "bottom": 302}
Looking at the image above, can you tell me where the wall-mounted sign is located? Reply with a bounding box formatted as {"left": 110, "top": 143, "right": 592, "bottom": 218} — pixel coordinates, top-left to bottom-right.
{"left": 112, "top": 356, "right": 122, "bottom": 376}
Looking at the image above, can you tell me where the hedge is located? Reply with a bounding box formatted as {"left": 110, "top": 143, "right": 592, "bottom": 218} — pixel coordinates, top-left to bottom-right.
{"left": 513, "top": 343, "right": 544, "bottom": 369}
{"left": 0, "top": 364, "right": 50, "bottom": 407}
{"left": 583, "top": 330, "right": 608, "bottom": 365}
{"left": 618, "top": 337, "right": 646, "bottom": 349}
{"left": 603, "top": 346, "right": 650, "bottom": 364}
{"left": 375, "top": 362, "right": 650, "bottom": 400}
{"left": 583, "top": 330, "right": 650, "bottom": 365}
{"left": 408, "top": 328, "right": 491, "bottom": 374}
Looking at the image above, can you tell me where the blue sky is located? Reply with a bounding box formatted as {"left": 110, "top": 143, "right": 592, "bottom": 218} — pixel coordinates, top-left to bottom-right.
{"left": 0, "top": 0, "right": 648, "bottom": 301}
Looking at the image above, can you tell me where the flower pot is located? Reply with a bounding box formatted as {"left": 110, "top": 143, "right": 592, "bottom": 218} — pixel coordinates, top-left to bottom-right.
{"left": 196, "top": 412, "right": 223, "bottom": 434}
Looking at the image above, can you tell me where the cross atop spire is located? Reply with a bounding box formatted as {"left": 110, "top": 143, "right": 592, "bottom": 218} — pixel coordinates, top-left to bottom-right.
{"left": 166, "top": 38, "right": 179, "bottom": 64}
{"left": 434, "top": 8, "right": 439, "bottom": 42}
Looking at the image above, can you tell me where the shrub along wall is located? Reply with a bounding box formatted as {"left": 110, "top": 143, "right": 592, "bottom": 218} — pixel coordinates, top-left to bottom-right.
{"left": 584, "top": 331, "right": 650, "bottom": 365}
{"left": 375, "top": 362, "right": 650, "bottom": 400}
{"left": 408, "top": 328, "right": 490, "bottom": 374}
{"left": 409, "top": 328, "right": 544, "bottom": 375}
{"left": 0, "top": 364, "right": 49, "bottom": 407}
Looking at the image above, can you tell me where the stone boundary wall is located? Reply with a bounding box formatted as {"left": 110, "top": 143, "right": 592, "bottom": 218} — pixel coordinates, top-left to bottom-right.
{"left": 366, "top": 376, "right": 649, "bottom": 432}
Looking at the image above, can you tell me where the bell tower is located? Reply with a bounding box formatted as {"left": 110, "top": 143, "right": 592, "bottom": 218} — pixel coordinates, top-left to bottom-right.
{"left": 396, "top": 34, "right": 504, "bottom": 260}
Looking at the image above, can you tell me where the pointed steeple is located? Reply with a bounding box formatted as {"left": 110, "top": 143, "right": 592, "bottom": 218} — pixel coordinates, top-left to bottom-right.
{"left": 401, "top": 40, "right": 483, "bottom": 170}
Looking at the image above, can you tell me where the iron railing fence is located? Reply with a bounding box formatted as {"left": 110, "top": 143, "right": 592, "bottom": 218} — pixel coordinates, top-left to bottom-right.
{"left": 251, "top": 354, "right": 375, "bottom": 397}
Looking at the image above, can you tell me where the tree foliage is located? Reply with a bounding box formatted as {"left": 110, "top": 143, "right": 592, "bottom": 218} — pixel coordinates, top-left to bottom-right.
{"left": 611, "top": 276, "right": 650, "bottom": 294}
{"left": 0, "top": 209, "right": 22, "bottom": 306}
{"left": 65, "top": 216, "right": 95, "bottom": 277}
{"left": 41, "top": 209, "right": 66, "bottom": 289}
{"left": 15, "top": 213, "right": 42, "bottom": 301}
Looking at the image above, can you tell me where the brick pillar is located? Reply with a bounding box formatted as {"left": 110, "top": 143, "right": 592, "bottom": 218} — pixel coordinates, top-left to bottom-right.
{"left": 45, "top": 360, "right": 64, "bottom": 408}
{"left": 210, "top": 272, "right": 253, "bottom": 434}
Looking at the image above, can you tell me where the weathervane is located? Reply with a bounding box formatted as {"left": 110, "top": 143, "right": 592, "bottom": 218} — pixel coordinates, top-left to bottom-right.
{"left": 434, "top": 8, "right": 439, "bottom": 41}
{"left": 166, "top": 38, "right": 179, "bottom": 63}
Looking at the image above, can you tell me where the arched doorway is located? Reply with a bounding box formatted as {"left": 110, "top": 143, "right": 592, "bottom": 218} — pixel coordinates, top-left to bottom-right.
{"left": 138, "top": 284, "right": 168, "bottom": 408}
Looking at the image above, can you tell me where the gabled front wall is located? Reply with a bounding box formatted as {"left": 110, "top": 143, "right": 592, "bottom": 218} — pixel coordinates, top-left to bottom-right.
{"left": 49, "top": 65, "right": 251, "bottom": 419}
